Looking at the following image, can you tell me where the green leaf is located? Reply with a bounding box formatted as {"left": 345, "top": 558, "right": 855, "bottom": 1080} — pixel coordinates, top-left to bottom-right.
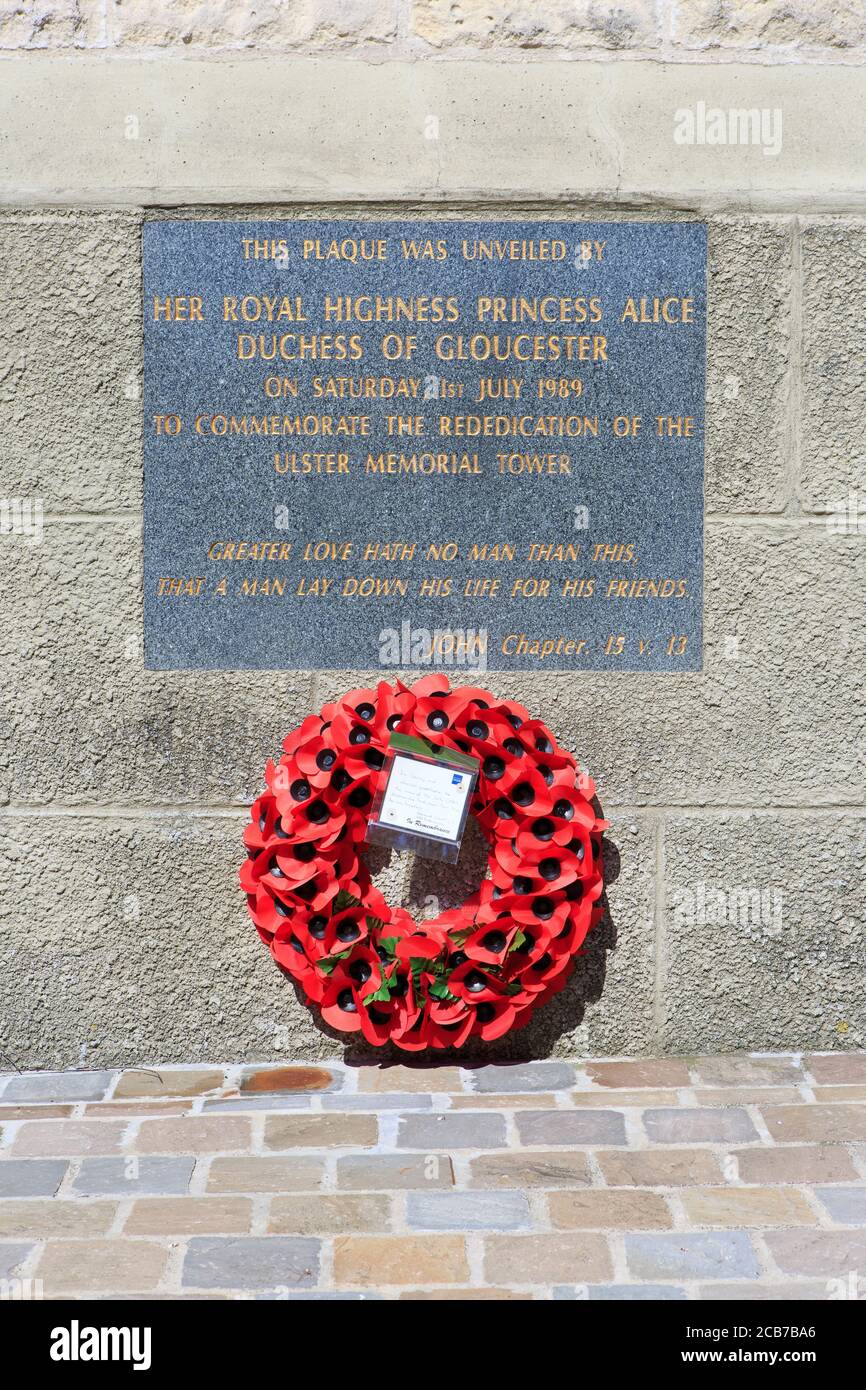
{"left": 429, "top": 979, "right": 459, "bottom": 1003}
{"left": 317, "top": 948, "right": 352, "bottom": 975}
{"left": 378, "top": 937, "right": 400, "bottom": 957}
{"left": 447, "top": 928, "right": 473, "bottom": 947}
{"left": 333, "top": 889, "right": 361, "bottom": 912}
{"left": 506, "top": 929, "right": 527, "bottom": 954}
{"left": 364, "top": 980, "right": 392, "bottom": 1004}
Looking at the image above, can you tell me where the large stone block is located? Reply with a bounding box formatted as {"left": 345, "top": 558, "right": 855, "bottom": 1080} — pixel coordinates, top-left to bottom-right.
{"left": 672, "top": 1, "right": 866, "bottom": 51}
{"left": 705, "top": 217, "right": 791, "bottom": 512}
{"left": 411, "top": 0, "right": 659, "bottom": 50}
{"left": 0, "top": 212, "right": 141, "bottom": 510}
{"left": 0, "top": 807, "right": 654, "bottom": 1066}
{"left": 800, "top": 219, "right": 866, "bottom": 513}
{"left": 0, "top": 815, "right": 344, "bottom": 1068}
{"left": 0, "top": 1, "right": 102, "bottom": 48}
{"left": 0, "top": 522, "right": 313, "bottom": 805}
{"left": 108, "top": 1, "right": 395, "bottom": 49}
{"left": 0, "top": 62, "right": 861, "bottom": 207}
{"left": 662, "top": 812, "right": 865, "bottom": 1054}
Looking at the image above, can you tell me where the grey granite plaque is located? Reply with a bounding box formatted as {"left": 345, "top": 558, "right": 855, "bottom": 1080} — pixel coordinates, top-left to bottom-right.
{"left": 143, "top": 219, "right": 706, "bottom": 671}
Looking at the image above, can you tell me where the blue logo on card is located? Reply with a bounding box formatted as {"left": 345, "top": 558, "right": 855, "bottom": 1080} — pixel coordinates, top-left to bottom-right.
{"left": 451, "top": 773, "right": 463, "bottom": 785}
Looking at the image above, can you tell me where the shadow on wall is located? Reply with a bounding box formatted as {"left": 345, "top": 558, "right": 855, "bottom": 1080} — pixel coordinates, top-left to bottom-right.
{"left": 277, "top": 807, "right": 621, "bottom": 1065}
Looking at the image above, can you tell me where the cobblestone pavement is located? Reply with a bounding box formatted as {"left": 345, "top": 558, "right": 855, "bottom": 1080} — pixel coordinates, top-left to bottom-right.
{"left": 1, "top": 1054, "right": 865, "bottom": 1300}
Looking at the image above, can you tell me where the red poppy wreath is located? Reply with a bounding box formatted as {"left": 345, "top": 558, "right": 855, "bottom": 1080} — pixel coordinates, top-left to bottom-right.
{"left": 240, "top": 675, "right": 607, "bottom": 1050}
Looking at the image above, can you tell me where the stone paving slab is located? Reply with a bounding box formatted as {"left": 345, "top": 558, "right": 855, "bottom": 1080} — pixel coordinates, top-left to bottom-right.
{"left": 0, "top": 1053, "right": 864, "bottom": 1300}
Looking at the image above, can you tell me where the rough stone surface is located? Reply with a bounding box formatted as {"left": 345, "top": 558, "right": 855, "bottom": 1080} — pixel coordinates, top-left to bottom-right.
{"left": 516, "top": 1109, "right": 627, "bottom": 1146}
{"left": 10, "top": 1119, "right": 127, "bottom": 1157}
{"left": 642, "top": 1107, "right": 758, "bottom": 1144}
{"left": 268, "top": 1194, "right": 391, "bottom": 1234}
{"left": 730, "top": 1145, "right": 858, "bottom": 1185}
{"left": 704, "top": 217, "right": 791, "bottom": 513}
{"left": 813, "top": 1187, "right": 866, "bottom": 1225}
{"left": 182, "top": 1235, "right": 320, "bottom": 1289}
{"left": 333, "top": 1235, "right": 468, "bottom": 1287}
{"left": 113, "top": 1068, "right": 224, "bottom": 1098}
{"left": 484, "top": 1232, "right": 612, "bottom": 1284}
{"left": 239, "top": 1066, "right": 340, "bottom": 1093}
{"left": 356, "top": 1065, "right": 463, "bottom": 1092}
{"left": 135, "top": 1115, "right": 252, "bottom": 1153}
{"left": 0, "top": 1199, "right": 116, "bottom": 1237}
{"left": 764, "top": 1229, "right": 866, "bottom": 1277}
{"left": 0, "top": 523, "right": 313, "bottom": 807}
{"left": 321, "top": 1093, "right": 432, "bottom": 1111}
{"left": 800, "top": 220, "right": 866, "bottom": 513}
{"left": 37, "top": 1237, "right": 169, "bottom": 1293}
{"left": 626, "top": 1231, "right": 761, "bottom": 1280}
{"left": 396, "top": 1112, "right": 507, "bottom": 1150}
{"left": 549, "top": 1189, "right": 673, "bottom": 1229}
{"left": 808, "top": 1054, "right": 866, "bottom": 1083}
{"left": 466, "top": 1062, "right": 576, "bottom": 1093}
{"left": 2, "top": 0, "right": 862, "bottom": 55}
{"left": 0, "top": 2, "right": 102, "bottom": 51}
{"left": 672, "top": 1, "right": 866, "bottom": 51}
{"left": 73, "top": 1157, "right": 195, "bottom": 1196}
{"left": 1, "top": 1070, "right": 113, "bottom": 1102}
{"left": 596, "top": 1148, "right": 723, "bottom": 1187}
{"left": 411, "top": 1, "right": 660, "bottom": 50}
{"left": 585, "top": 1058, "right": 691, "bottom": 1088}
{"left": 0, "top": 213, "right": 141, "bottom": 510}
{"left": 124, "top": 1196, "right": 252, "bottom": 1235}
{"left": 760, "top": 1103, "right": 866, "bottom": 1144}
{"left": 336, "top": 1153, "right": 455, "bottom": 1190}
{"left": 407, "top": 1191, "right": 532, "bottom": 1231}
{"left": 679, "top": 1186, "right": 817, "bottom": 1228}
{"left": 207, "top": 1156, "right": 324, "bottom": 1193}
{"left": 109, "top": 1, "right": 396, "bottom": 50}
{"left": 468, "top": 1151, "right": 592, "bottom": 1187}
{"left": 663, "top": 813, "right": 866, "bottom": 1054}
{"left": 697, "top": 1280, "right": 830, "bottom": 1301}
{"left": 0, "top": 817, "right": 343, "bottom": 1069}
{"left": 265, "top": 1114, "right": 378, "bottom": 1149}
{"left": 689, "top": 1055, "right": 803, "bottom": 1087}
{"left": 0, "top": 1241, "right": 33, "bottom": 1277}
{"left": 0, "top": 1159, "right": 68, "bottom": 1198}
{"left": 202, "top": 1096, "right": 313, "bottom": 1112}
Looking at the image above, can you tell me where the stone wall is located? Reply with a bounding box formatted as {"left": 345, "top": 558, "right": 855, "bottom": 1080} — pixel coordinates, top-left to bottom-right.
{"left": 1, "top": 0, "right": 864, "bottom": 58}
{"left": 0, "top": 5, "right": 863, "bottom": 1068}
